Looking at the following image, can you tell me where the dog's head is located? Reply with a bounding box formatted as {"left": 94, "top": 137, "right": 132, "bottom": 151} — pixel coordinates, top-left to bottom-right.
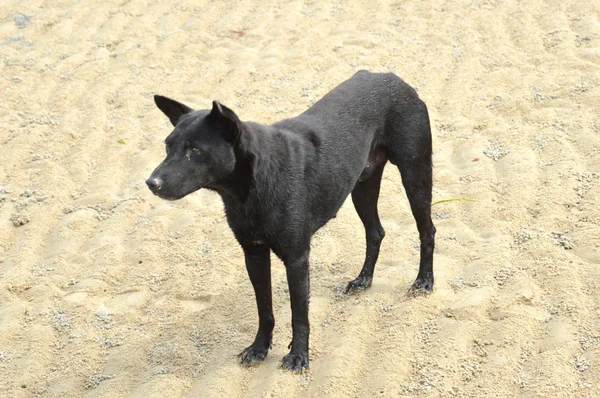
{"left": 146, "top": 95, "right": 242, "bottom": 201}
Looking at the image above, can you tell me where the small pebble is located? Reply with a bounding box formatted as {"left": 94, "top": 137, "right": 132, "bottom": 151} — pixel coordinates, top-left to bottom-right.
{"left": 14, "top": 15, "right": 30, "bottom": 28}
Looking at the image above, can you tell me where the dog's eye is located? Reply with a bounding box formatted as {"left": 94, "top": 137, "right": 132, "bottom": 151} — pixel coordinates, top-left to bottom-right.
{"left": 192, "top": 147, "right": 199, "bottom": 152}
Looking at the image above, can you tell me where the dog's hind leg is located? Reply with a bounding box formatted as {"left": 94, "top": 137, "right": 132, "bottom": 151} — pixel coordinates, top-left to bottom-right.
{"left": 388, "top": 102, "right": 436, "bottom": 292}
{"left": 345, "top": 161, "right": 386, "bottom": 294}
{"left": 398, "top": 158, "right": 436, "bottom": 292}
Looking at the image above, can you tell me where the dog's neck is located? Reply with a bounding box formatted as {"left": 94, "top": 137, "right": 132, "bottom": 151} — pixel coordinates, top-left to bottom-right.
{"left": 205, "top": 123, "right": 260, "bottom": 202}
{"left": 206, "top": 155, "right": 253, "bottom": 203}
{"left": 207, "top": 121, "right": 291, "bottom": 206}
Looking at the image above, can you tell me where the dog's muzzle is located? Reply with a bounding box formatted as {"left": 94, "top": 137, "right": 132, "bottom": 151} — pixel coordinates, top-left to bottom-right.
{"left": 146, "top": 177, "right": 162, "bottom": 193}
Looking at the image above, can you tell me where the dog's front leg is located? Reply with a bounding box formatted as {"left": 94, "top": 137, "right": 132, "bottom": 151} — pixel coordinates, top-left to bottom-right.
{"left": 281, "top": 249, "right": 310, "bottom": 372}
{"left": 238, "top": 243, "right": 274, "bottom": 366}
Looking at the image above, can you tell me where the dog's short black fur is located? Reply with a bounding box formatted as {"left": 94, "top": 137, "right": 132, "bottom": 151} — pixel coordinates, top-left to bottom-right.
{"left": 146, "top": 70, "right": 436, "bottom": 372}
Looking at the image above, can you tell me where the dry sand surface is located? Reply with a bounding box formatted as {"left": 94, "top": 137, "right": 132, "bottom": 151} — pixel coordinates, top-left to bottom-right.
{"left": 1, "top": 0, "right": 599, "bottom": 396}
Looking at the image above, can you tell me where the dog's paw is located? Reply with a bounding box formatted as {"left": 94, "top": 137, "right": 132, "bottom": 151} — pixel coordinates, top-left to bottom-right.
{"left": 238, "top": 344, "right": 269, "bottom": 367}
{"left": 279, "top": 352, "right": 309, "bottom": 373}
{"left": 344, "top": 276, "right": 372, "bottom": 294}
{"left": 409, "top": 275, "right": 434, "bottom": 295}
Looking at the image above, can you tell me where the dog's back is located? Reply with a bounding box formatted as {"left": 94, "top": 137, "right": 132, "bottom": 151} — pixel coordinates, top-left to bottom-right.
{"left": 267, "top": 70, "right": 429, "bottom": 234}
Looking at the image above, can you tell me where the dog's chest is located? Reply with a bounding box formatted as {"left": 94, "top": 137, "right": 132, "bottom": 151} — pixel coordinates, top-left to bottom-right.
{"left": 223, "top": 200, "right": 270, "bottom": 241}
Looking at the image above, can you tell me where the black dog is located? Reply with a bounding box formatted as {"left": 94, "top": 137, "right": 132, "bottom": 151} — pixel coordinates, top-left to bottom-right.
{"left": 146, "top": 70, "right": 436, "bottom": 372}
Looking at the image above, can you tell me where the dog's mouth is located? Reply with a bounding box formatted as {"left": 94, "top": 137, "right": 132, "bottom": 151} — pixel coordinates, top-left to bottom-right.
{"left": 148, "top": 184, "right": 205, "bottom": 201}
{"left": 155, "top": 193, "right": 183, "bottom": 201}
{"left": 149, "top": 189, "right": 187, "bottom": 201}
{"left": 145, "top": 173, "right": 207, "bottom": 201}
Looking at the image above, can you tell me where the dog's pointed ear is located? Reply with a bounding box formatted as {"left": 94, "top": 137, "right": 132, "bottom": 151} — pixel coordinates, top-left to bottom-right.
{"left": 154, "top": 95, "right": 193, "bottom": 126}
{"left": 208, "top": 100, "right": 242, "bottom": 142}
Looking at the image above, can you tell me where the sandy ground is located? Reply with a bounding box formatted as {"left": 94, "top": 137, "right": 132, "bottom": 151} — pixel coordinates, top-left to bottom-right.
{"left": 0, "top": 0, "right": 599, "bottom": 396}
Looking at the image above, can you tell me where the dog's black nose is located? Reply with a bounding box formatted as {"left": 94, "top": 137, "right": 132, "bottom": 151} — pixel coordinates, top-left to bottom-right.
{"left": 146, "top": 177, "right": 162, "bottom": 192}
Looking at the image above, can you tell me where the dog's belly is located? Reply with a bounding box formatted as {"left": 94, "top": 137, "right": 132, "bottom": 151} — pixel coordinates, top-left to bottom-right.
{"left": 358, "top": 145, "right": 388, "bottom": 181}
{"left": 308, "top": 152, "right": 382, "bottom": 233}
